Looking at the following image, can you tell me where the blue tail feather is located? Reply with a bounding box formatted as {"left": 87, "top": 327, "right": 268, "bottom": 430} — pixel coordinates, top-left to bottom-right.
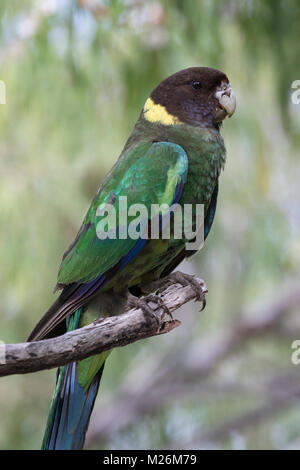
{"left": 42, "top": 360, "right": 104, "bottom": 449}
{"left": 42, "top": 307, "right": 104, "bottom": 450}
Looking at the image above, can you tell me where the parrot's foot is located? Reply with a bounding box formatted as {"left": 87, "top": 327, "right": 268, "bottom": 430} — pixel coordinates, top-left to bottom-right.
{"left": 165, "top": 271, "right": 207, "bottom": 311}
{"left": 144, "top": 293, "right": 173, "bottom": 321}
{"left": 127, "top": 293, "right": 173, "bottom": 330}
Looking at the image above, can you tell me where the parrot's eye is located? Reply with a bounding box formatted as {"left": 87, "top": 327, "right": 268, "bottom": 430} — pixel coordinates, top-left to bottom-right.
{"left": 192, "top": 80, "right": 202, "bottom": 90}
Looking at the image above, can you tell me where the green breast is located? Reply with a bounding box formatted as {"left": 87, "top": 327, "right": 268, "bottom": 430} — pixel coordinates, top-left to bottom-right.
{"left": 170, "top": 124, "right": 226, "bottom": 210}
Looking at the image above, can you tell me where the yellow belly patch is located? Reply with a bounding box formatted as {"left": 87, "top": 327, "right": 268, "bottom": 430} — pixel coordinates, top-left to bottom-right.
{"left": 143, "top": 97, "right": 183, "bottom": 126}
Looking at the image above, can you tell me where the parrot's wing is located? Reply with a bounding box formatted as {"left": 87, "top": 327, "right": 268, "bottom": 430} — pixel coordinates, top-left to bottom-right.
{"left": 204, "top": 182, "right": 218, "bottom": 239}
{"left": 28, "top": 141, "right": 188, "bottom": 341}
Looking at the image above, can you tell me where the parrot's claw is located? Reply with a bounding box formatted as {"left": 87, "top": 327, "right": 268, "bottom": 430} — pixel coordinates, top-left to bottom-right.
{"left": 127, "top": 293, "right": 173, "bottom": 330}
{"left": 166, "top": 271, "right": 207, "bottom": 312}
{"left": 144, "top": 293, "right": 173, "bottom": 321}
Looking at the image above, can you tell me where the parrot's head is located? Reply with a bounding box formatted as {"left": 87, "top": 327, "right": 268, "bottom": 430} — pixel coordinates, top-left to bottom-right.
{"left": 143, "top": 67, "right": 236, "bottom": 129}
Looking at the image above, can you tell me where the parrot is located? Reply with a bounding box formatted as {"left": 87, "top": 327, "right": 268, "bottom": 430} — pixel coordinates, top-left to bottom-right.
{"left": 27, "top": 67, "right": 236, "bottom": 449}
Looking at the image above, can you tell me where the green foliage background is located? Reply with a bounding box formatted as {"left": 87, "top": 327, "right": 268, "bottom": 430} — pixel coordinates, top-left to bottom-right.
{"left": 0, "top": 0, "right": 300, "bottom": 449}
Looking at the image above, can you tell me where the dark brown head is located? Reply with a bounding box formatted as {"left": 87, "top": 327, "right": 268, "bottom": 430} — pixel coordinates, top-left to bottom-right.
{"left": 143, "top": 67, "right": 236, "bottom": 129}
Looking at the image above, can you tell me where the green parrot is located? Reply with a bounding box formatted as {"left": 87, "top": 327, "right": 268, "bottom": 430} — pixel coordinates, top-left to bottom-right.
{"left": 27, "top": 67, "right": 236, "bottom": 449}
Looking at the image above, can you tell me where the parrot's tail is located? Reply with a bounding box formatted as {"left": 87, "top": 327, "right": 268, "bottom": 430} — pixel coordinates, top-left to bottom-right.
{"left": 42, "top": 307, "right": 106, "bottom": 450}
{"left": 42, "top": 360, "right": 104, "bottom": 450}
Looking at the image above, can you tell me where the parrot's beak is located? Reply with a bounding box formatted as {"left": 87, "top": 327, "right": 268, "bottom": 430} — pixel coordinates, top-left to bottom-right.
{"left": 215, "top": 82, "right": 236, "bottom": 120}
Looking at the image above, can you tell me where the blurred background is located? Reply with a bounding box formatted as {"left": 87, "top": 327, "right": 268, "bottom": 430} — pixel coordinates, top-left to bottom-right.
{"left": 1, "top": 0, "right": 300, "bottom": 450}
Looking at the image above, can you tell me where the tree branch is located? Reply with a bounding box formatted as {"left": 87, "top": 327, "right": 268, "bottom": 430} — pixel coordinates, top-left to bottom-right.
{"left": 0, "top": 274, "right": 207, "bottom": 377}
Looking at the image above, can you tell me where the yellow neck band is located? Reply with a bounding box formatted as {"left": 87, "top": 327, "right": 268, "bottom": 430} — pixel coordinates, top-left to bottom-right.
{"left": 143, "top": 97, "right": 183, "bottom": 126}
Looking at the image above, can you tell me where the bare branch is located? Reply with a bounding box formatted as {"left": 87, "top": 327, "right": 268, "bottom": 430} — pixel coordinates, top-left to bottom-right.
{"left": 0, "top": 275, "right": 207, "bottom": 377}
